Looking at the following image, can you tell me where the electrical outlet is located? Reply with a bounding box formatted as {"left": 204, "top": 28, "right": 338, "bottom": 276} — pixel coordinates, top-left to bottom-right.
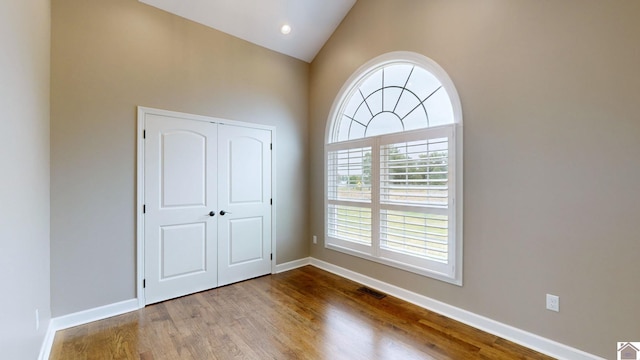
{"left": 312, "top": 235, "right": 317, "bottom": 244}
{"left": 35, "top": 309, "right": 39, "bottom": 330}
{"left": 546, "top": 294, "right": 559, "bottom": 312}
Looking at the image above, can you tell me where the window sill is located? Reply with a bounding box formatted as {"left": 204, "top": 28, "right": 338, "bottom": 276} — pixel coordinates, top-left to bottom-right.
{"left": 325, "top": 242, "right": 462, "bottom": 286}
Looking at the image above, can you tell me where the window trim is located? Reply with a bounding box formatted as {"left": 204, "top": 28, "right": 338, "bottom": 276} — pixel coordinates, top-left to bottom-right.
{"left": 324, "top": 52, "right": 463, "bottom": 285}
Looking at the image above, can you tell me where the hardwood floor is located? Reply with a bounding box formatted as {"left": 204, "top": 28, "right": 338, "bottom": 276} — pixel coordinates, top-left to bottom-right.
{"left": 50, "top": 266, "right": 555, "bottom": 359}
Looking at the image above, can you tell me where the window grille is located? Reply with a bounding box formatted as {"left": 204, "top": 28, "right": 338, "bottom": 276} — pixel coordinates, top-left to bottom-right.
{"left": 325, "top": 52, "right": 463, "bottom": 284}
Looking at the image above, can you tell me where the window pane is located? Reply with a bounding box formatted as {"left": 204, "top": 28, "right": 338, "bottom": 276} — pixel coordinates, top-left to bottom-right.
{"left": 328, "top": 204, "right": 372, "bottom": 245}
{"left": 406, "top": 67, "right": 442, "bottom": 101}
{"left": 327, "top": 147, "right": 372, "bottom": 201}
{"left": 366, "top": 112, "right": 404, "bottom": 137}
{"left": 380, "top": 138, "right": 449, "bottom": 207}
{"left": 343, "top": 95, "right": 361, "bottom": 119}
{"left": 364, "top": 89, "right": 383, "bottom": 115}
{"left": 336, "top": 115, "right": 352, "bottom": 142}
{"left": 331, "top": 63, "right": 454, "bottom": 143}
{"left": 423, "top": 88, "right": 454, "bottom": 127}
{"left": 382, "top": 87, "right": 403, "bottom": 113}
{"left": 393, "top": 90, "right": 422, "bottom": 120}
{"left": 359, "top": 70, "right": 383, "bottom": 99}
{"left": 360, "top": 71, "right": 383, "bottom": 115}
{"left": 383, "top": 64, "right": 414, "bottom": 88}
{"left": 326, "top": 54, "right": 462, "bottom": 283}
{"left": 354, "top": 101, "right": 372, "bottom": 127}
{"left": 380, "top": 209, "right": 448, "bottom": 262}
{"left": 403, "top": 107, "right": 429, "bottom": 131}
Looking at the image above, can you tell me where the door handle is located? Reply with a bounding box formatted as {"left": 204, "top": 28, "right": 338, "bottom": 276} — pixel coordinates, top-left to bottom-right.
{"left": 219, "top": 210, "right": 232, "bottom": 216}
{"left": 208, "top": 211, "right": 216, "bottom": 217}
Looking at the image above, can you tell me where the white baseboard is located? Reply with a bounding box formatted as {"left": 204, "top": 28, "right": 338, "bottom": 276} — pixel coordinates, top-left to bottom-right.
{"left": 37, "top": 258, "right": 603, "bottom": 360}
{"left": 309, "top": 258, "right": 603, "bottom": 360}
{"left": 51, "top": 298, "right": 139, "bottom": 331}
{"left": 274, "top": 257, "right": 311, "bottom": 273}
{"left": 38, "top": 321, "right": 57, "bottom": 360}
{"left": 38, "top": 298, "right": 139, "bottom": 360}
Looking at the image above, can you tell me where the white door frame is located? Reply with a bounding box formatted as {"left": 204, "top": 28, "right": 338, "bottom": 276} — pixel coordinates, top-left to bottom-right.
{"left": 136, "top": 106, "right": 277, "bottom": 308}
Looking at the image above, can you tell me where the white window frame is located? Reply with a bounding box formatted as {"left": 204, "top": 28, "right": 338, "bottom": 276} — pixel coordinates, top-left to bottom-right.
{"left": 324, "top": 51, "right": 463, "bottom": 285}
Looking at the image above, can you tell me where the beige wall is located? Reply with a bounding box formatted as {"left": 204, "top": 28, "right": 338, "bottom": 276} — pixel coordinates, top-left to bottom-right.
{"left": 0, "top": 0, "right": 51, "bottom": 358}
{"left": 309, "top": 0, "right": 640, "bottom": 358}
{"left": 51, "top": 0, "right": 309, "bottom": 316}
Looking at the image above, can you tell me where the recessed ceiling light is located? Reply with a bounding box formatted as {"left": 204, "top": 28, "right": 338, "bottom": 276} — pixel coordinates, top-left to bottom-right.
{"left": 280, "top": 24, "right": 291, "bottom": 35}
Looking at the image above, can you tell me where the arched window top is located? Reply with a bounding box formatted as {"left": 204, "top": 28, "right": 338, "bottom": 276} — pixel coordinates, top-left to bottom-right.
{"left": 327, "top": 52, "right": 462, "bottom": 143}
{"left": 324, "top": 52, "right": 464, "bottom": 284}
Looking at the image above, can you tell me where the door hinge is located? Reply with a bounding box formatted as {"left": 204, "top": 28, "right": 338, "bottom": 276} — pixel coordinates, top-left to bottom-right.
{"left": 143, "top": 205, "right": 146, "bottom": 214}
{"left": 270, "top": 253, "right": 273, "bottom": 260}
{"left": 143, "top": 279, "right": 146, "bottom": 288}
{"left": 143, "top": 130, "right": 146, "bottom": 139}
{"left": 270, "top": 198, "right": 272, "bottom": 205}
{"left": 270, "top": 143, "right": 272, "bottom": 150}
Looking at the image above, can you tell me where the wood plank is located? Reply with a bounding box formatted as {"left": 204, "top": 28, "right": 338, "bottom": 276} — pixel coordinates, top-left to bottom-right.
{"left": 49, "top": 266, "right": 556, "bottom": 360}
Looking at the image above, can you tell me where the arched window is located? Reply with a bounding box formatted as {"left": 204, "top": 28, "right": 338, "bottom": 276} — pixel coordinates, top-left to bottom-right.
{"left": 325, "top": 52, "right": 463, "bottom": 284}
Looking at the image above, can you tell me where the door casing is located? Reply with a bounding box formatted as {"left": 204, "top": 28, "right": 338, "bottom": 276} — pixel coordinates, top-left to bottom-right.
{"left": 136, "top": 106, "right": 277, "bottom": 308}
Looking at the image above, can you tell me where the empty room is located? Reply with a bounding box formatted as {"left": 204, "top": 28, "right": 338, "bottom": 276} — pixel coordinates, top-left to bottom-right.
{"left": 1, "top": 0, "right": 639, "bottom": 359}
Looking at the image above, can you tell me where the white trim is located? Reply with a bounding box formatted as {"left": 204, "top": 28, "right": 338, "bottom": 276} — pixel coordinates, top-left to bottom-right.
{"left": 37, "top": 261, "right": 603, "bottom": 360}
{"left": 136, "top": 106, "right": 276, "bottom": 306}
{"left": 270, "top": 129, "right": 277, "bottom": 275}
{"left": 137, "top": 106, "right": 276, "bottom": 131}
{"left": 38, "top": 321, "right": 57, "bottom": 360}
{"left": 324, "top": 126, "right": 461, "bottom": 284}
{"left": 38, "top": 299, "right": 139, "bottom": 360}
{"left": 274, "top": 257, "right": 311, "bottom": 273}
{"left": 324, "top": 51, "right": 463, "bottom": 145}
{"left": 309, "top": 258, "right": 604, "bottom": 360}
{"left": 50, "top": 299, "right": 139, "bottom": 331}
{"left": 324, "top": 243, "right": 455, "bottom": 284}
{"left": 323, "top": 51, "right": 464, "bottom": 286}
{"left": 453, "top": 122, "right": 463, "bottom": 284}
{"left": 136, "top": 107, "right": 146, "bottom": 309}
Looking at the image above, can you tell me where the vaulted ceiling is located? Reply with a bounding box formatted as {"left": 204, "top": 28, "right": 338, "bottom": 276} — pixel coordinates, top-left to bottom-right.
{"left": 139, "top": 0, "right": 357, "bottom": 62}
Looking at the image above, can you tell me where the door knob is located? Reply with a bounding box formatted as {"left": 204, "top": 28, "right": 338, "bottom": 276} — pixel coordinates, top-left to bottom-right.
{"left": 219, "top": 210, "right": 231, "bottom": 216}
{"left": 208, "top": 211, "right": 215, "bottom": 217}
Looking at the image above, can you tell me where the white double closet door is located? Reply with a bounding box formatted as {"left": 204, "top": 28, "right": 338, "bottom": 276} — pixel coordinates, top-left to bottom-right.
{"left": 143, "top": 111, "right": 272, "bottom": 305}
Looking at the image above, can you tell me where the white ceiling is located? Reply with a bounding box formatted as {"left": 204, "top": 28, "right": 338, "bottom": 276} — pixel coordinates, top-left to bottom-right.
{"left": 138, "top": 0, "right": 357, "bottom": 63}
